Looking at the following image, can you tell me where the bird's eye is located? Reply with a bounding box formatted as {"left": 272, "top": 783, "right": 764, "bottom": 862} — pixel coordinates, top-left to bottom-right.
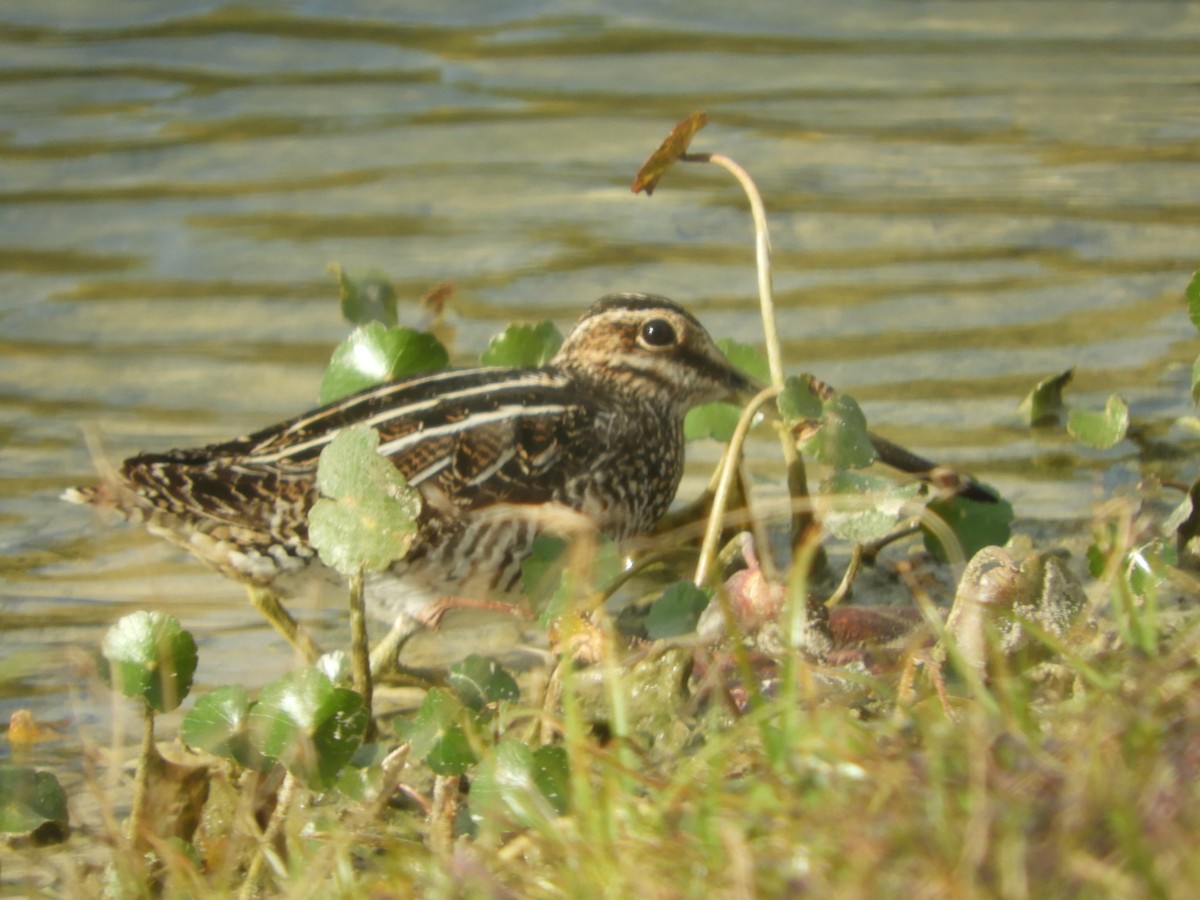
{"left": 639, "top": 318, "right": 678, "bottom": 348}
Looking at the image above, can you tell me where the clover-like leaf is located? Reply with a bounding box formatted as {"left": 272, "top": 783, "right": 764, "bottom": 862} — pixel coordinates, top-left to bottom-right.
{"left": 684, "top": 343, "right": 766, "bottom": 441}
{"left": 1186, "top": 271, "right": 1200, "bottom": 332}
{"left": 318, "top": 322, "right": 449, "bottom": 404}
{"left": 480, "top": 321, "right": 563, "bottom": 367}
{"left": 646, "top": 581, "right": 712, "bottom": 639}
{"left": 531, "top": 745, "right": 570, "bottom": 815}
{"left": 307, "top": 426, "right": 421, "bottom": 576}
{"left": 448, "top": 655, "right": 520, "bottom": 713}
{"left": 247, "top": 668, "right": 368, "bottom": 790}
{"left": 782, "top": 378, "right": 875, "bottom": 470}
{"left": 1066, "top": 395, "right": 1129, "bottom": 450}
{"left": 405, "top": 688, "right": 477, "bottom": 776}
{"left": 520, "top": 534, "right": 622, "bottom": 627}
{"left": 181, "top": 686, "right": 266, "bottom": 770}
{"left": 632, "top": 110, "right": 709, "bottom": 195}
{"left": 329, "top": 263, "right": 398, "bottom": 327}
{"left": 923, "top": 494, "right": 1015, "bottom": 563}
{"left": 821, "top": 472, "right": 922, "bottom": 543}
{"left": 1019, "top": 369, "right": 1073, "bottom": 427}
{"left": 101, "top": 611, "right": 197, "bottom": 713}
{"left": 684, "top": 402, "right": 743, "bottom": 443}
{"left": 0, "top": 765, "right": 68, "bottom": 839}
{"left": 1127, "top": 539, "right": 1176, "bottom": 598}
{"left": 776, "top": 374, "right": 824, "bottom": 423}
{"left": 470, "top": 740, "right": 562, "bottom": 830}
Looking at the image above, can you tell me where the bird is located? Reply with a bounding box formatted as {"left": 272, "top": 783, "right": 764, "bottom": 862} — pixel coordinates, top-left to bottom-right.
{"left": 65, "top": 293, "right": 756, "bottom": 664}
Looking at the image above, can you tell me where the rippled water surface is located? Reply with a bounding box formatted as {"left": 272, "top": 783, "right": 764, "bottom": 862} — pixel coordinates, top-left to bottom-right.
{"left": 3, "top": 1, "right": 1200, "bottom": 794}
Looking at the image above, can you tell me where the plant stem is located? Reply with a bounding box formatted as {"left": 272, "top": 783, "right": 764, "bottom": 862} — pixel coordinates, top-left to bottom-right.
{"left": 240, "top": 771, "right": 297, "bottom": 900}
{"left": 694, "top": 385, "right": 780, "bottom": 587}
{"left": 682, "top": 151, "right": 820, "bottom": 569}
{"left": 348, "top": 569, "right": 373, "bottom": 732}
{"left": 127, "top": 702, "right": 156, "bottom": 848}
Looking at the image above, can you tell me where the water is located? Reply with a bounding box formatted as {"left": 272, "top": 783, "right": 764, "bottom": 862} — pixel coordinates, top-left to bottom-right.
{"left": 3, "top": 0, "right": 1199, "bottom": 791}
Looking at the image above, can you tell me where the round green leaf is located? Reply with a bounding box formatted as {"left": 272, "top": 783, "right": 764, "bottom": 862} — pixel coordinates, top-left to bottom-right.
{"left": 470, "top": 740, "right": 549, "bottom": 829}
{"left": 1186, "top": 270, "right": 1200, "bottom": 332}
{"left": 646, "top": 581, "right": 712, "bottom": 639}
{"left": 319, "top": 323, "right": 449, "bottom": 404}
{"left": 684, "top": 401, "right": 742, "bottom": 442}
{"left": 1018, "top": 369, "right": 1073, "bottom": 427}
{"left": 716, "top": 338, "right": 770, "bottom": 385}
{"left": 101, "top": 611, "right": 197, "bottom": 712}
{"left": 425, "top": 725, "right": 476, "bottom": 776}
{"left": 777, "top": 375, "right": 823, "bottom": 423}
{"left": 448, "top": 655, "right": 520, "bottom": 713}
{"left": 0, "top": 765, "right": 68, "bottom": 837}
{"left": 480, "top": 321, "right": 563, "bottom": 367}
{"left": 181, "top": 686, "right": 266, "bottom": 770}
{"left": 407, "top": 688, "right": 477, "bottom": 775}
{"left": 1190, "top": 356, "right": 1200, "bottom": 406}
{"left": 801, "top": 393, "right": 876, "bottom": 469}
{"left": 248, "top": 669, "right": 369, "bottom": 790}
{"left": 308, "top": 426, "right": 421, "bottom": 575}
{"left": 331, "top": 264, "right": 398, "bottom": 328}
{"left": 1066, "top": 394, "right": 1129, "bottom": 449}
{"left": 531, "top": 745, "right": 570, "bottom": 815}
{"left": 923, "top": 495, "right": 1015, "bottom": 563}
{"left": 821, "top": 472, "right": 921, "bottom": 543}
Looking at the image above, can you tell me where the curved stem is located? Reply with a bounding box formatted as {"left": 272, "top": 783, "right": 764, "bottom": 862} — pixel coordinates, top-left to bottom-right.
{"left": 694, "top": 384, "right": 781, "bottom": 587}
{"left": 683, "top": 150, "right": 819, "bottom": 571}
{"left": 686, "top": 152, "right": 782, "bottom": 387}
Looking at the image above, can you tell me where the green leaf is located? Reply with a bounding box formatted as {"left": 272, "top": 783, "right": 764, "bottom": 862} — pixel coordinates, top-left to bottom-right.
{"left": 1191, "top": 357, "right": 1200, "bottom": 406}
{"left": 923, "top": 495, "right": 1015, "bottom": 563}
{"left": 1066, "top": 395, "right": 1129, "bottom": 449}
{"left": 684, "top": 340, "right": 767, "bottom": 441}
{"left": 520, "top": 535, "right": 570, "bottom": 608}
{"left": 471, "top": 742, "right": 570, "bottom": 825}
{"left": 717, "top": 338, "right": 770, "bottom": 384}
{"left": 308, "top": 426, "right": 421, "bottom": 576}
{"left": 406, "top": 688, "right": 477, "bottom": 775}
{"left": 800, "top": 393, "right": 876, "bottom": 469}
{"left": 645, "top": 581, "right": 712, "bottom": 639}
{"left": 318, "top": 323, "right": 449, "bottom": 404}
{"left": 480, "top": 321, "right": 563, "bottom": 367}
{"left": 684, "top": 402, "right": 742, "bottom": 442}
{"left": 1018, "top": 369, "right": 1073, "bottom": 427}
{"left": 330, "top": 264, "right": 398, "bottom": 327}
{"left": 820, "top": 472, "right": 921, "bottom": 543}
{"left": 531, "top": 745, "right": 570, "bottom": 815}
{"left": 101, "top": 611, "right": 197, "bottom": 713}
{"left": 248, "top": 668, "right": 369, "bottom": 790}
{"left": 520, "top": 533, "right": 622, "bottom": 627}
{"left": 0, "top": 765, "right": 68, "bottom": 837}
{"left": 777, "top": 374, "right": 823, "bottom": 423}
{"left": 1186, "top": 271, "right": 1200, "bottom": 332}
{"left": 448, "top": 655, "right": 520, "bottom": 713}
{"left": 181, "top": 686, "right": 266, "bottom": 770}
{"left": 1127, "top": 540, "right": 1176, "bottom": 598}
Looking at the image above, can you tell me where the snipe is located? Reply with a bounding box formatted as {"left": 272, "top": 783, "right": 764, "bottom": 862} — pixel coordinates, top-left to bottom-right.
{"left": 66, "top": 293, "right": 754, "bottom": 662}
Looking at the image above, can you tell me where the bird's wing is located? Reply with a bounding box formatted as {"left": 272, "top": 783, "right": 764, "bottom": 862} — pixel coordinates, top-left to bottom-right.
{"left": 118, "top": 367, "right": 598, "bottom": 536}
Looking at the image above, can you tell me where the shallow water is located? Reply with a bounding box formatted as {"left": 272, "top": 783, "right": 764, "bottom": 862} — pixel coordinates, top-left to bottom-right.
{"left": 2, "top": 0, "right": 1199, "bottom": 797}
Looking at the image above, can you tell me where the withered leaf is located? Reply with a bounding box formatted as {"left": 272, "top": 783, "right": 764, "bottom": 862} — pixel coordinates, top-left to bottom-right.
{"left": 631, "top": 110, "right": 709, "bottom": 195}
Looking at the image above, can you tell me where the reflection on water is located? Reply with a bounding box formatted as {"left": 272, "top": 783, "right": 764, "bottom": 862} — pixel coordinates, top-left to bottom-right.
{"left": 2, "top": 3, "right": 1199, "bottom": 779}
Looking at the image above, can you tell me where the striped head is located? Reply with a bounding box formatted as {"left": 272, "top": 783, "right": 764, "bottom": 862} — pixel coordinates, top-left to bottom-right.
{"left": 552, "top": 293, "right": 754, "bottom": 414}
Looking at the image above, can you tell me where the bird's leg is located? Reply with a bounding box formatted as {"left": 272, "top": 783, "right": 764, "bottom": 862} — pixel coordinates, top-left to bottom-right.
{"left": 420, "top": 595, "right": 536, "bottom": 630}
{"left": 368, "top": 597, "right": 535, "bottom": 675}
{"left": 245, "top": 585, "right": 322, "bottom": 664}
{"left": 368, "top": 614, "right": 423, "bottom": 675}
